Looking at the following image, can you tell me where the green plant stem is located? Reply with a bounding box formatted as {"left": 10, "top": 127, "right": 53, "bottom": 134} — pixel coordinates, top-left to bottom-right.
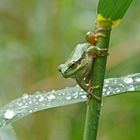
{"left": 83, "top": 23, "right": 111, "bottom": 140}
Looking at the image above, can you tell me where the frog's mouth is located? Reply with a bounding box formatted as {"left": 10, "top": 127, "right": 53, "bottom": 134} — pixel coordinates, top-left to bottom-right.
{"left": 58, "top": 63, "right": 78, "bottom": 78}
{"left": 58, "top": 62, "right": 87, "bottom": 78}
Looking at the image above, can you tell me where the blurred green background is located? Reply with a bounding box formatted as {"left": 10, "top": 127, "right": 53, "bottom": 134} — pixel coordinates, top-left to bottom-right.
{"left": 0, "top": 0, "right": 140, "bottom": 139}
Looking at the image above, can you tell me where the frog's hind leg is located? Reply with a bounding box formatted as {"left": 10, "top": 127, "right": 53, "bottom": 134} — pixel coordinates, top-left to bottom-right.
{"left": 86, "top": 85, "right": 101, "bottom": 103}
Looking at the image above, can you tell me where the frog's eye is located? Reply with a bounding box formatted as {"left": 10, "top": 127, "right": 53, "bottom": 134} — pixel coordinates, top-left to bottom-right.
{"left": 68, "top": 62, "right": 76, "bottom": 68}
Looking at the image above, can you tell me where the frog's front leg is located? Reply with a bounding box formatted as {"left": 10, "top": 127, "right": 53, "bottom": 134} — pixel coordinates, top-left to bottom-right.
{"left": 86, "top": 26, "right": 111, "bottom": 45}
{"left": 86, "top": 31, "right": 106, "bottom": 45}
{"left": 86, "top": 45, "right": 109, "bottom": 57}
{"left": 86, "top": 31, "right": 97, "bottom": 45}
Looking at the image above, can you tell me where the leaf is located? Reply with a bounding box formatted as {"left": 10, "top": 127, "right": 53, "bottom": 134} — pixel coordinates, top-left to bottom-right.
{"left": 0, "top": 125, "right": 17, "bottom": 140}
{"left": 0, "top": 73, "right": 140, "bottom": 128}
{"left": 97, "top": 0, "right": 133, "bottom": 28}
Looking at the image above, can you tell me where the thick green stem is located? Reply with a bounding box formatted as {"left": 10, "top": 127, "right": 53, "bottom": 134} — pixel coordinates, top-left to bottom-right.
{"left": 83, "top": 23, "right": 111, "bottom": 140}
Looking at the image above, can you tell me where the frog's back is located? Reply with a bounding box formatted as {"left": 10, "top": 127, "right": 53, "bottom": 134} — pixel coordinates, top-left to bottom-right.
{"left": 67, "top": 43, "right": 90, "bottom": 63}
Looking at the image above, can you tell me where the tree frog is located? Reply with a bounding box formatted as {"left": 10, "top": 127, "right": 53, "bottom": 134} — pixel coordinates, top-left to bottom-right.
{"left": 58, "top": 30, "right": 108, "bottom": 101}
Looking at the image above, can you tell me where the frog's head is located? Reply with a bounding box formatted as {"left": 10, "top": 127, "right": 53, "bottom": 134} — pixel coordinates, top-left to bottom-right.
{"left": 58, "top": 43, "right": 89, "bottom": 78}
{"left": 58, "top": 60, "right": 85, "bottom": 78}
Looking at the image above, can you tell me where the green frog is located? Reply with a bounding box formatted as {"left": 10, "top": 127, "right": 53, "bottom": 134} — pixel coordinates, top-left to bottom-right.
{"left": 58, "top": 32, "right": 108, "bottom": 101}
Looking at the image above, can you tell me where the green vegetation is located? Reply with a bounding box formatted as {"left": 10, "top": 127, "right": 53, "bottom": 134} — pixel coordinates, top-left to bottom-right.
{"left": 0, "top": 0, "right": 139, "bottom": 140}
{"left": 84, "top": 1, "right": 133, "bottom": 140}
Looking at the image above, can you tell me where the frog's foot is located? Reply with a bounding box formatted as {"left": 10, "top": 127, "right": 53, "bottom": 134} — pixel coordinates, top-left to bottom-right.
{"left": 95, "top": 32, "right": 106, "bottom": 39}
{"left": 97, "top": 48, "right": 109, "bottom": 57}
{"left": 85, "top": 27, "right": 111, "bottom": 45}
{"left": 86, "top": 31, "right": 105, "bottom": 45}
{"left": 86, "top": 85, "right": 101, "bottom": 103}
{"left": 87, "top": 46, "right": 109, "bottom": 57}
{"left": 94, "top": 27, "right": 111, "bottom": 39}
{"left": 95, "top": 27, "right": 111, "bottom": 33}
{"left": 86, "top": 31, "right": 96, "bottom": 45}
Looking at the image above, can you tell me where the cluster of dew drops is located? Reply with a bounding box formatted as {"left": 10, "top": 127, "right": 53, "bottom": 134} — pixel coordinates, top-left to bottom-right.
{"left": 0, "top": 73, "right": 140, "bottom": 127}
{"left": 0, "top": 86, "right": 86, "bottom": 127}
{"left": 103, "top": 73, "right": 140, "bottom": 96}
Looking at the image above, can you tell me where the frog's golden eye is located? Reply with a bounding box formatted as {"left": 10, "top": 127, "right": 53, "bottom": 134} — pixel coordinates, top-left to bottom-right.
{"left": 68, "top": 62, "right": 76, "bottom": 68}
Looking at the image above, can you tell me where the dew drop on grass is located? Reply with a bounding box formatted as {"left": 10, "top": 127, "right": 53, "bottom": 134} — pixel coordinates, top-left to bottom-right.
{"left": 29, "top": 101, "right": 32, "bottom": 104}
{"left": 38, "top": 96, "right": 45, "bottom": 102}
{"left": 106, "top": 91, "right": 110, "bottom": 95}
{"left": 29, "top": 110, "right": 33, "bottom": 113}
{"left": 116, "top": 89, "right": 121, "bottom": 92}
{"left": 47, "top": 94, "right": 56, "bottom": 100}
{"left": 127, "top": 85, "right": 135, "bottom": 91}
{"left": 80, "top": 95, "right": 86, "bottom": 99}
{"left": 123, "top": 77, "right": 133, "bottom": 84}
{"left": 65, "top": 96, "right": 72, "bottom": 100}
{"left": 104, "top": 83, "right": 108, "bottom": 87}
{"left": 22, "top": 93, "right": 29, "bottom": 99}
{"left": 103, "top": 88, "right": 106, "bottom": 93}
{"left": 51, "top": 90, "right": 55, "bottom": 93}
{"left": 73, "top": 92, "right": 78, "bottom": 98}
{"left": 135, "top": 77, "right": 140, "bottom": 82}
{"left": 4, "top": 110, "right": 16, "bottom": 119}
{"left": 17, "top": 102, "right": 23, "bottom": 106}
{"left": 105, "top": 80, "right": 110, "bottom": 83}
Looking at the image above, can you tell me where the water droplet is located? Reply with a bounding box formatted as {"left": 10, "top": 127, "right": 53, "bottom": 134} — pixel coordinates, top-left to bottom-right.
{"left": 80, "top": 88, "right": 84, "bottom": 92}
{"left": 104, "top": 84, "right": 108, "bottom": 87}
{"left": 29, "top": 110, "right": 33, "bottom": 113}
{"left": 105, "top": 80, "right": 110, "bottom": 83}
{"left": 116, "top": 89, "right": 121, "bottom": 92}
{"left": 106, "top": 91, "right": 110, "bottom": 95}
{"left": 79, "top": 91, "right": 84, "bottom": 94}
{"left": 80, "top": 95, "right": 86, "bottom": 99}
{"left": 47, "top": 94, "right": 56, "bottom": 100}
{"left": 17, "top": 102, "right": 23, "bottom": 106}
{"left": 108, "top": 86, "right": 112, "bottom": 90}
{"left": 4, "top": 109, "right": 16, "bottom": 119}
{"left": 22, "top": 93, "right": 29, "bottom": 99}
{"left": 114, "top": 79, "right": 117, "bottom": 84}
{"left": 29, "top": 101, "right": 32, "bottom": 104}
{"left": 38, "top": 96, "right": 45, "bottom": 102}
{"left": 127, "top": 85, "right": 135, "bottom": 91}
{"left": 2, "top": 123, "right": 6, "bottom": 127}
{"left": 103, "top": 88, "right": 107, "bottom": 92}
{"left": 135, "top": 77, "right": 140, "bottom": 82}
{"left": 123, "top": 77, "right": 133, "bottom": 84}
{"left": 73, "top": 92, "right": 78, "bottom": 98}
{"left": 119, "top": 83, "right": 125, "bottom": 88}
{"left": 51, "top": 90, "right": 55, "bottom": 93}
{"left": 35, "top": 91, "right": 42, "bottom": 94}
{"left": 65, "top": 96, "right": 72, "bottom": 100}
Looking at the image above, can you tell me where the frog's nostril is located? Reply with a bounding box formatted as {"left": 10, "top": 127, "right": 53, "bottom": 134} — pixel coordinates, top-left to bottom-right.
{"left": 58, "top": 66, "right": 62, "bottom": 72}
{"left": 58, "top": 64, "right": 64, "bottom": 72}
{"left": 58, "top": 67, "right": 61, "bottom": 72}
{"left": 58, "top": 64, "right": 68, "bottom": 74}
